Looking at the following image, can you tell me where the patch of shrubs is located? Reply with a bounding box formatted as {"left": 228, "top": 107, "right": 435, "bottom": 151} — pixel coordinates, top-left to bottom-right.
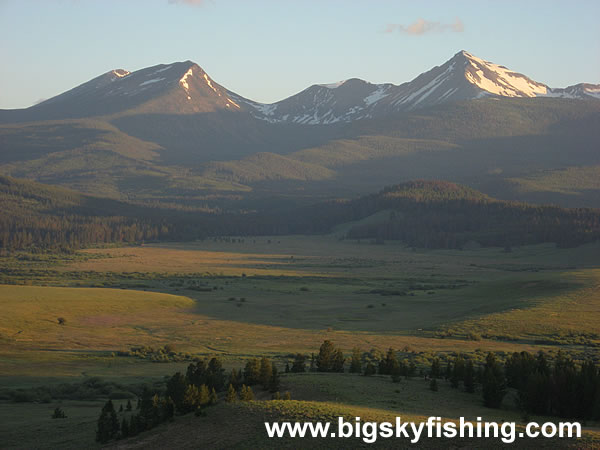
{"left": 118, "top": 345, "right": 196, "bottom": 362}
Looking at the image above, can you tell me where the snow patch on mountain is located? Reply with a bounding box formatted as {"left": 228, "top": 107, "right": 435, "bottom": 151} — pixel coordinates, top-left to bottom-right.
{"left": 179, "top": 68, "right": 193, "bottom": 99}
{"left": 364, "top": 85, "right": 390, "bottom": 106}
{"left": 463, "top": 51, "right": 547, "bottom": 97}
{"left": 140, "top": 78, "right": 165, "bottom": 87}
{"left": 112, "top": 70, "right": 130, "bottom": 79}
{"left": 203, "top": 73, "right": 219, "bottom": 94}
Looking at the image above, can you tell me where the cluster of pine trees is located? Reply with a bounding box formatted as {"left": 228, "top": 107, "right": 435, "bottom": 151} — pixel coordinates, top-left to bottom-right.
{"left": 297, "top": 341, "right": 599, "bottom": 422}
{"left": 95, "top": 393, "right": 172, "bottom": 444}
{"left": 505, "top": 351, "right": 600, "bottom": 420}
{"left": 95, "top": 355, "right": 287, "bottom": 444}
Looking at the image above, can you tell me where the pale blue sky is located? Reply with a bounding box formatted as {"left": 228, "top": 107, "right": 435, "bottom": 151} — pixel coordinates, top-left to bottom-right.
{"left": 1, "top": 0, "right": 599, "bottom": 108}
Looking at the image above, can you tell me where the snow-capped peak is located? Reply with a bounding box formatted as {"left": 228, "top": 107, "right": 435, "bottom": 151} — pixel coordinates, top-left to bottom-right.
{"left": 458, "top": 51, "right": 548, "bottom": 97}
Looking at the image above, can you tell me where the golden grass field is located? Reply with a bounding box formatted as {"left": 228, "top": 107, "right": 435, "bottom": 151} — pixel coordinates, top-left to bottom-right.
{"left": 1, "top": 236, "right": 599, "bottom": 448}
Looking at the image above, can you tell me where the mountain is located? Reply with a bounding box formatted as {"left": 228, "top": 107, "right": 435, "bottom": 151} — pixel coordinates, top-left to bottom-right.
{"left": 238, "top": 51, "right": 600, "bottom": 124}
{"left": 0, "top": 61, "right": 251, "bottom": 122}
{"left": 0, "top": 50, "right": 599, "bottom": 209}
{"left": 3, "top": 50, "right": 596, "bottom": 126}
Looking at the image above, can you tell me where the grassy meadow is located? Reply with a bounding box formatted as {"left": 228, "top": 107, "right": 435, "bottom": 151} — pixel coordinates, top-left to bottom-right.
{"left": 1, "top": 235, "right": 599, "bottom": 447}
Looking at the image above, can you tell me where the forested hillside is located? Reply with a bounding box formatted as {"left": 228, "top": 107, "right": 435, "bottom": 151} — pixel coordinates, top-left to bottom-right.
{"left": 4, "top": 176, "right": 599, "bottom": 252}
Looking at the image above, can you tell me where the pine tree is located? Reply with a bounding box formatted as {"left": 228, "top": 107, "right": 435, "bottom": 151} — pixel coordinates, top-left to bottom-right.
{"left": 229, "top": 368, "right": 242, "bottom": 389}
{"left": 464, "top": 360, "right": 476, "bottom": 393}
{"left": 333, "top": 349, "right": 345, "bottom": 373}
{"left": 283, "top": 391, "right": 291, "bottom": 400}
{"left": 226, "top": 384, "right": 237, "bottom": 402}
{"left": 164, "top": 397, "right": 175, "bottom": 420}
{"left": 166, "top": 372, "right": 187, "bottom": 412}
{"left": 199, "top": 384, "right": 211, "bottom": 406}
{"left": 380, "top": 348, "right": 397, "bottom": 375}
{"left": 240, "top": 385, "right": 254, "bottom": 401}
{"left": 445, "top": 361, "right": 452, "bottom": 380}
{"left": 120, "top": 417, "right": 129, "bottom": 438}
{"left": 349, "top": 348, "right": 362, "bottom": 373}
{"left": 259, "top": 357, "right": 273, "bottom": 389}
{"left": 128, "top": 415, "right": 139, "bottom": 437}
{"left": 285, "top": 362, "right": 290, "bottom": 373}
{"left": 209, "top": 387, "right": 218, "bottom": 405}
{"left": 138, "top": 386, "right": 155, "bottom": 429}
{"left": 126, "top": 399, "right": 132, "bottom": 411}
{"left": 269, "top": 365, "right": 281, "bottom": 393}
{"left": 317, "top": 340, "right": 336, "bottom": 372}
{"left": 183, "top": 384, "right": 201, "bottom": 412}
{"left": 390, "top": 358, "right": 402, "bottom": 383}
{"left": 245, "top": 386, "right": 254, "bottom": 401}
{"left": 291, "top": 354, "right": 306, "bottom": 373}
{"left": 244, "top": 359, "right": 261, "bottom": 385}
{"left": 482, "top": 353, "right": 506, "bottom": 408}
{"left": 96, "top": 400, "right": 120, "bottom": 443}
{"left": 430, "top": 357, "right": 441, "bottom": 379}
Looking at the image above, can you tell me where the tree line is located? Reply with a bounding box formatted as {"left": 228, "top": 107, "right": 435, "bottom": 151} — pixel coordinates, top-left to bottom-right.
{"left": 95, "top": 342, "right": 599, "bottom": 443}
